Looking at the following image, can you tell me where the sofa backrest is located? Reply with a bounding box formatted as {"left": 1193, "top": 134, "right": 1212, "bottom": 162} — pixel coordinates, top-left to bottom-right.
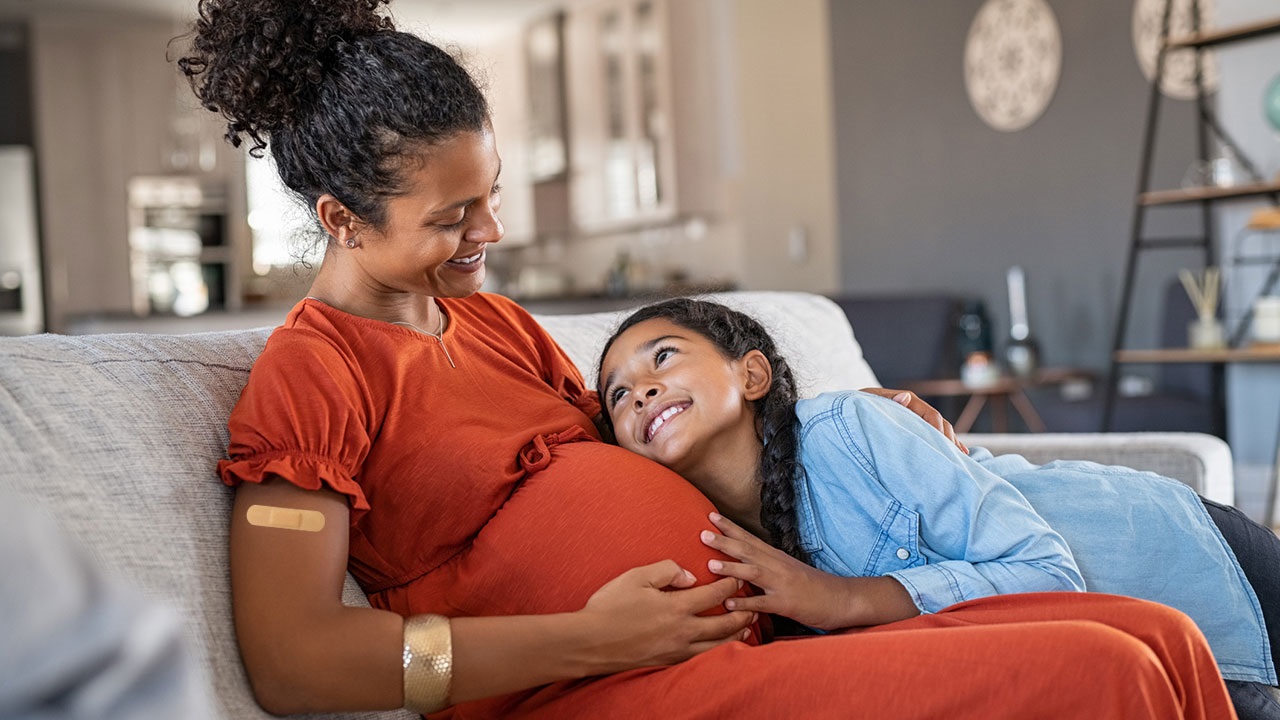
{"left": 0, "top": 329, "right": 410, "bottom": 720}
{"left": 0, "top": 291, "right": 871, "bottom": 720}
{"left": 826, "top": 294, "right": 965, "bottom": 389}
{"left": 535, "top": 291, "right": 879, "bottom": 392}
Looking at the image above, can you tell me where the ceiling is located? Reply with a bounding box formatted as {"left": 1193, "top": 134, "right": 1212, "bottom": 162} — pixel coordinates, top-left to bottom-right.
{"left": 0, "top": 0, "right": 572, "bottom": 40}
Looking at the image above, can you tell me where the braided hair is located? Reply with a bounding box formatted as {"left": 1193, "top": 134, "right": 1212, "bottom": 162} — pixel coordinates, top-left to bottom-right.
{"left": 175, "top": 0, "right": 490, "bottom": 235}
{"left": 598, "top": 299, "right": 810, "bottom": 563}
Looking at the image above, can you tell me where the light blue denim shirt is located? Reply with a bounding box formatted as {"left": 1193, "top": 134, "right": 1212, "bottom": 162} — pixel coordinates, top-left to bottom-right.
{"left": 794, "top": 390, "right": 1275, "bottom": 684}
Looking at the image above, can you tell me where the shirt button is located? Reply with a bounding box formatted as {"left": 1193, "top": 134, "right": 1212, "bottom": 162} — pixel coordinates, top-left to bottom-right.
{"left": 896, "top": 548, "right": 910, "bottom": 560}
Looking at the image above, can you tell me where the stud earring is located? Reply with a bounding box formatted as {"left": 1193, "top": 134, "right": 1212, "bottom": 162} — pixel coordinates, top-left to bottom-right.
{"left": 345, "top": 238, "right": 356, "bottom": 249}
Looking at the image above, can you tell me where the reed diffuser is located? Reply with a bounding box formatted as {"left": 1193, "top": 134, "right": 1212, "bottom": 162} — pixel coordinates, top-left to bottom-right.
{"left": 1179, "top": 267, "right": 1224, "bottom": 349}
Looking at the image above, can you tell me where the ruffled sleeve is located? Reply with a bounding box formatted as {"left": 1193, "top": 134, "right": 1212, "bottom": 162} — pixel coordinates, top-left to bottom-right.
{"left": 218, "top": 328, "right": 374, "bottom": 520}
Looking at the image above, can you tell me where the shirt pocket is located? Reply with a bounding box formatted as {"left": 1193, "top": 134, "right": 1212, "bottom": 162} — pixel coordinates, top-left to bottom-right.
{"left": 796, "top": 472, "right": 859, "bottom": 578}
{"left": 861, "top": 500, "right": 925, "bottom": 577}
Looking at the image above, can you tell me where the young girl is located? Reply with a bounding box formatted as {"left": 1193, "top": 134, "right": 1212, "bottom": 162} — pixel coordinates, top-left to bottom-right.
{"left": 599, "top": 297, "right": 1280, "bottom": 720}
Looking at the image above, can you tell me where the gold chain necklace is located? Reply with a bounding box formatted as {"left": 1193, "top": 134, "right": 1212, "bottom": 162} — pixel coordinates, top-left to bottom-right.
{"left": 391, "top": 306, "right": 456, "bottom": 368}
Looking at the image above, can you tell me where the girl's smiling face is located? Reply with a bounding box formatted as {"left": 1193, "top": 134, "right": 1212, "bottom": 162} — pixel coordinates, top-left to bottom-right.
{"left": 599, "top": 317, "right": 766, "bottom": 481}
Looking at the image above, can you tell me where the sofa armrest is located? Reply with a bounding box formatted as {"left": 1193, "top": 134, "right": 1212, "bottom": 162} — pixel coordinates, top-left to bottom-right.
{"left": 961, "top": 432, "right": 1234, "bottom": 506}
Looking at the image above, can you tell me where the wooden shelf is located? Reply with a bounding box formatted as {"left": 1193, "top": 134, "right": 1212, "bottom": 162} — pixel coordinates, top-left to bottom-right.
{"left": 1115, "top": 344, "right": 1280, "bottom": 364}
{"left": 1140, "top": 180, "right": 1280, "bottom": 206}
{"left": 1107, "top": 12, "right": 1280, "bottom": 434}
{"left": 1165, "top": 16, "right": 1280, "bottom": 49}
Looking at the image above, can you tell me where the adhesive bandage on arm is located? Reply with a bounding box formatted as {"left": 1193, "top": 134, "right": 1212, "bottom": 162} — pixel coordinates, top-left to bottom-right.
{"left": 403, "top": 614, "right": 452, "bottom": 714}
{"left": 245, "top": 505, "right": 326, "bottom": 532}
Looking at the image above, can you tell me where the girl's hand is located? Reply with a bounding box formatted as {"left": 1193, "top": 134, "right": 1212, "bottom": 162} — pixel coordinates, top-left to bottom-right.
{"left": 701, "top": 513, "right": 919, "bottom": 631}
{"left": 577, "top": 560, "right": 756, "bottom": 673}
{"left": 861, "top": 387, "right": 968, "bottom": 454}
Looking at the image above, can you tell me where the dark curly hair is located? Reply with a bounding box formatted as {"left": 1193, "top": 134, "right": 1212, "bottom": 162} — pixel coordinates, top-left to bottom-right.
{"left": 598, "top": 299, "right": 810, "bottom": 563}
{"left": 174, "top": 0, "right": 489, "bottom": 230}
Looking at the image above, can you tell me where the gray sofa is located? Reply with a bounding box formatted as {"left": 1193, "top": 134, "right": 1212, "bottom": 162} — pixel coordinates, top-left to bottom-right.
{"left": 0, "top": 290, "right": 1234, "bottom": 719}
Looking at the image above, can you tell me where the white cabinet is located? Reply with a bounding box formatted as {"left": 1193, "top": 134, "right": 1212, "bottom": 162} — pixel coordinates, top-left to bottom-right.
{"left": 563, "top": 0, "right": 721, "bottom": 234}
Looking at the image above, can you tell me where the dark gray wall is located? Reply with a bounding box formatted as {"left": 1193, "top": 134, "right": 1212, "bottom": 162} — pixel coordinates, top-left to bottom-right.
{"left": 829, "top": 1, "right": 1204, "bottom": 371}
{"left": 0, "top": 22, "right": 32, "bottom": 145}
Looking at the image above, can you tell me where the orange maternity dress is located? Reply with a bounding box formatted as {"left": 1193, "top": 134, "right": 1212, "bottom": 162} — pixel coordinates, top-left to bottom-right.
{"left": 221, "top": 294, "right": 1236, "bottom": 719}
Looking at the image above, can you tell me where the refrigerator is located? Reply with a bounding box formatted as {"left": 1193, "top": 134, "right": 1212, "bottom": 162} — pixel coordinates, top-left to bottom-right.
{"left": 0, "top": 145, "right": 42, "bottom": 335}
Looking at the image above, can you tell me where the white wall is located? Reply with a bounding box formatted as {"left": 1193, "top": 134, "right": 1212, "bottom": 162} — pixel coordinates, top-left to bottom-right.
{"left": 729, "top": 0, "right": 839, "bottom": 293}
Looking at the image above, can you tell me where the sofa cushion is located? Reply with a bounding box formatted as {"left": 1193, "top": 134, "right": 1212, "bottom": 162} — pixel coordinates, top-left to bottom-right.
{"left": 825, "top": 294, "right": 963, "bottom": 389}
{"left": 963, "top": 431, "right": 1234, "bottom": 504}
{"left": 534, "top": 290, "right": 880, "bottom": 393}
{"left": 0, "top": 330, "right": 414, "bottom": 720}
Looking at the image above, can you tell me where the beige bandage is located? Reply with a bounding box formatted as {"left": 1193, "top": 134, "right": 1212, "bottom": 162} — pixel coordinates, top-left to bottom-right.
{"left": 245, "top": 504, "right": 326, "bottom": 532}
{"left": 403, "top": 614, "right": 452, "bottom": 714}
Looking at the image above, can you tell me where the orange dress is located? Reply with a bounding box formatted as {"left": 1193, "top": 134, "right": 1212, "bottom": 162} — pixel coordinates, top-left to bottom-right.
{"left": 221, "top": 294, "right": 1235, "bottom": 719}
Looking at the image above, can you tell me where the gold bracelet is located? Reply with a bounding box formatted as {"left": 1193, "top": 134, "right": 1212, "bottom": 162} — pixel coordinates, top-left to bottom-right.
{"left": 402, "top": 614, "right": 452, "bottom": 714}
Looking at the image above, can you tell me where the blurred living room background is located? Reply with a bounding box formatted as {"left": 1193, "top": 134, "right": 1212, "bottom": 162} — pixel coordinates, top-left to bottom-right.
{"left": 0, "top": 0, "right": 1278, "bottom": 522}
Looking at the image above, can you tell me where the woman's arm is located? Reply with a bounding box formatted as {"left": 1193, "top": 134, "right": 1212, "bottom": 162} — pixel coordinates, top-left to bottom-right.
{"left": 230, "top": 479, "right": 399, "bottom": 713}
{"left": 231, "top": 478, "right": 753, "bottom": 715}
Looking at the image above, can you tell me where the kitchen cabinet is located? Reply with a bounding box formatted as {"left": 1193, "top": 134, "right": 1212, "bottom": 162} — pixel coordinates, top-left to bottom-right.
{"left": 127, "top": 175, "right": 241, "bottom": 317}
{"left": 563, "top": 0, "right": 721, "bottom": 234}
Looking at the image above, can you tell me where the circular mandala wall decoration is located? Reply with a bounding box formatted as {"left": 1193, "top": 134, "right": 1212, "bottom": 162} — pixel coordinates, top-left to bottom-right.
{"left": 964, "top": 0, "right": 1063, "bottom": 133}
{"left": 1132, "top": 0, "right": 1217, "bottom": 100}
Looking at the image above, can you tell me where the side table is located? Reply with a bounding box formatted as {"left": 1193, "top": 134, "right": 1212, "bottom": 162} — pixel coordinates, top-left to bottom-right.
{"left": 905, "top": 368, "right": 1094, "bottom": 434}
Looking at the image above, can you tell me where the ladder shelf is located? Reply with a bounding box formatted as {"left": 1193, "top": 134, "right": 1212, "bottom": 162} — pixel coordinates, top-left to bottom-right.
{"left": 1102, "top": 4, "right": 1280, "bottom": 435}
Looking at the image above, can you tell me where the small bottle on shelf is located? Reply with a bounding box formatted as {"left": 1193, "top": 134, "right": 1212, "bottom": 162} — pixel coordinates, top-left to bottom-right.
{"left": 1003, "top": 266, "right": 1040, "bottom": 379}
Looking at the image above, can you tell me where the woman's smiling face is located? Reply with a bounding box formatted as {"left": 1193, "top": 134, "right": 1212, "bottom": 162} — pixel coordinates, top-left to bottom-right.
{"left": 351, "top": 128, "right": 504, "bottom": 300}
{"left": 599, "top": 317, "right": 759, "bottom": 478}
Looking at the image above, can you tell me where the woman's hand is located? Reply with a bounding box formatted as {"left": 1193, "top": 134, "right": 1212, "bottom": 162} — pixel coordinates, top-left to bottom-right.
{"left": 700, "top": 513, "right": 919, "bottom": 631}
{"left": 861, "top": 387, "right": 968, "bottom": 454}
{"left": 576, "top": 560, "right": 756, "bottom": 673}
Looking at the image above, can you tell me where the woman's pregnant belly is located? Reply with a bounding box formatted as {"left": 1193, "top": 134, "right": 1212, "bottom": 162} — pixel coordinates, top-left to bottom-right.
{"left": 391, "top": 439, "right": 734, "bottom": 619}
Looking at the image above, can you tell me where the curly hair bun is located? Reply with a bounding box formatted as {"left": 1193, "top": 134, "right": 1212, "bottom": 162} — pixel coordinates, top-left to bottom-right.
{"left": 177, "top": 0, "right": 394, "bottom": 149}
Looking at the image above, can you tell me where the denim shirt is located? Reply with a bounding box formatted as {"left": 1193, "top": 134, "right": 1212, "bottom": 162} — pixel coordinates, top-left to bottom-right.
{"left": 794, "top": 391, "right": 1275, "bottom": 685}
